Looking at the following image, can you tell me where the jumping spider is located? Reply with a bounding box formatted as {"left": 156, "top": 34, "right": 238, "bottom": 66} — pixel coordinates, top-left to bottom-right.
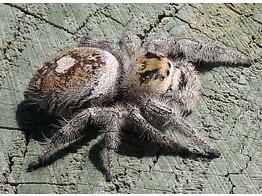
{"left": 24, "top": 19, "right": 253, "bottom": 181}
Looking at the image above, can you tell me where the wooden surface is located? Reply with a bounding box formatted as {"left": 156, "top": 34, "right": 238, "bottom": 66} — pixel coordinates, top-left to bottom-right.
{"left": 0, "top": 3, "right": 261, "bottom": 193}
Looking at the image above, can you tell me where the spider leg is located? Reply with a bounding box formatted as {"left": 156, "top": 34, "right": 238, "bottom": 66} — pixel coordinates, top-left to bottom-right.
{"left": 104, "top": 112, "right": 121, "bottom": 181}
{"left": 143, "top": 98, "right": 221, "bottom": 158}
{"left": 173, "top": 61, "right": 200, "bottom": 113}
{"left": 119, "top": 18, "right": 141, "bottom": 59}
{"left": 27, "top": 108, "right": 92, "bottom": 171}
{"left": 144, "top": 38, "right": 172, "bottom": 57}
{"left": 145, "top": 37, "right": 253, "bottom": 66}
{"left": 173, "top": 38, "right": 253, "bottom": 66}
{"left": 129, "top": 108, "right": 190, "bottom": 154}
{"left": 27, "top": 106, "right": 124, "bottom": 181}
{"left": 78, "top": 37, "right": 123, "bottom": 64}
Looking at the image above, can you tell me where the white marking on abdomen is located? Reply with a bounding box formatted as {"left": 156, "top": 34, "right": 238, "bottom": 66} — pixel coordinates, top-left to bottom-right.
{"left": 55, "top": 56, "right": 76, "bottom": 74}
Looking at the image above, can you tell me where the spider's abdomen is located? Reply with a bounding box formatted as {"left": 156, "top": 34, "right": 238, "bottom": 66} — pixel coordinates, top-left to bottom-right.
{"left": 24, "top": 47, "right": 121, "bottom": 116}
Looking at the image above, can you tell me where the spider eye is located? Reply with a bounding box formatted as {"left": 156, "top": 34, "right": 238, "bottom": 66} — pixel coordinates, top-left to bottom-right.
{"left": 140, "top": 69, "right": 166, "bottom": 84}
{"left": 166, "top": 70, "right": 170, "bottom": 76}
{"left": 168, "top": 62, "right": 172, "bottom": 68}
{"left": 159, "top": 72, "right": 165, "bottom": 80}
{"left": 145, "top": 52, "right": 161, "bottom": 60}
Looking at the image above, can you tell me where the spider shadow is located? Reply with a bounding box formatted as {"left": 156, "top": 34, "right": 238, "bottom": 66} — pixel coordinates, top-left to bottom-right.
{"left": 88, "top": 127, "right": 217, "bottom": 180}
{"left": 16, "top": 100, "right": 59, "bottom": 142}
{"left": 194, "top": 61, "right": 250, "bottom": 73}
{"left": 16, "top": 101, "right": 103, "bottom": 171}
{"left": 16, "top": 101, "right": 216, "bottom": 180}
{"left": 118, "top": 130, "right": 216, "bottom": 160}
{"left": 30, "top": 129, "right": 100, "bottom": 170}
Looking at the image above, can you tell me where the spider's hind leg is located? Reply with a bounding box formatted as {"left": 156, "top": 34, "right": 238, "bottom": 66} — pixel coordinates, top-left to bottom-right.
{"left": 27, "top": 106, "right": 124, "bottom": 182}
{"left": 27, "top": 108, "right": 92, "bottom": 171}
{"left": 78, "top": 37, "right": 123, "bottom": 64}
{"left": 119, "top": 18, "right": 141, "bottom": 59}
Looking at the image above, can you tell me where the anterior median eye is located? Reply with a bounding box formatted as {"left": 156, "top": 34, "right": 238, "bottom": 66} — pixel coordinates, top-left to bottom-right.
{"left": 140, "top": 69, "right": 165, "bottom": 84}
{"left": 160, "top": 74, "right": 165, "bottom": 80}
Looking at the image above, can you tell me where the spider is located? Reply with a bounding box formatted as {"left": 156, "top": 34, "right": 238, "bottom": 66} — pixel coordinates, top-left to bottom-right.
{"left": 24, "top": 19, "right": 253, "bottom": 181}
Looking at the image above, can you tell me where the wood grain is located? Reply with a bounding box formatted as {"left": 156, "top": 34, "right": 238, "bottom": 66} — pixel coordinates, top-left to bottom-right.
{"left": 0, "top": 3, "right": 261, "bottom": 193}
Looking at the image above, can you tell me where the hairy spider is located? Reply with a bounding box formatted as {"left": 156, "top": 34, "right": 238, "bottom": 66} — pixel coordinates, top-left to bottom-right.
{"left": 24, "top": 19, "right": 253, "bottom": 181}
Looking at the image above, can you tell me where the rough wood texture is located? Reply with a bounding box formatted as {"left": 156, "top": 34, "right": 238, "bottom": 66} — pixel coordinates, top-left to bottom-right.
{"left": 0, "top": 3, "right": 261, "bottom": 194}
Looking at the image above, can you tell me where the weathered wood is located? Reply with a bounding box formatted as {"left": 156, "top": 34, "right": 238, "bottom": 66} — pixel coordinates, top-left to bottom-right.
{"left": 0, "top": 3, "right": 261, "bottom": 194}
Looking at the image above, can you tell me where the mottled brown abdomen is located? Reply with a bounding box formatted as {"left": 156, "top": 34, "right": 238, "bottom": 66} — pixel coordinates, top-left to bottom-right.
{"left": 24, "top": 47, "right": 121, "bottom": 116}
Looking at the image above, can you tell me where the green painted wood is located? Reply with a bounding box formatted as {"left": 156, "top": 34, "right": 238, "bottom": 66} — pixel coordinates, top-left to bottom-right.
{"left": 0, "top": 3, "right": 261, "bottom": 194}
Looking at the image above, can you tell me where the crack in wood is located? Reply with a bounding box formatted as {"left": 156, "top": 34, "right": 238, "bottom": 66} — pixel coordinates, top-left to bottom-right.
{"left": 225, "top": 171, "right": 236, "bottom": 194}
{"left": 173, "top": 15, "right": 213, "bottom": 41}
{"left": 73, "top": 4, "right": 113, "bottom": 35}
{"left": 6, "top": 181, "right": 107, "bottom": 189}
{"left": 225, "top": 3, "right": 254, "bottom": 17}
{"left": 7, "top": 154, "right": 14, "bottom": 180}
{"left": 138, "top": 9, "right": 177, "bottom": 45}
{"left": 0, "top": 126, "right": 24, "bottom": 131}
{"left": 0, "top": 3, "right": 261, "bottom": 194}
{"left": 4, "top": 3, "right": 74, "bottom": 35}
{"left": 100, "top": 12, "right": 125, "bottom": 27}
{"left": 252, "top": 18, "right": 262, "bottom": 25}
{"left": 225, "top": 3, "right": 243, "bottom": 16}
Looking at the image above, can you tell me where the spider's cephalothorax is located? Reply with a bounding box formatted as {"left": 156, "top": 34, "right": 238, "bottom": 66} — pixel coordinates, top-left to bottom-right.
{"left": 124, "top": 52, "right": 175, "bottom": 98}
{"left": 24, "top": 19, "right": 253, "bottom": 181}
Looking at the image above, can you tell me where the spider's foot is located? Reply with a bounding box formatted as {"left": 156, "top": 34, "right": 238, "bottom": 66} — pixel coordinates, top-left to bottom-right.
{"left": 78, "top": 36, "right": 91, "bottom": 46}
{"left": 242, "top": 56, "right": 254, "bottom": 66}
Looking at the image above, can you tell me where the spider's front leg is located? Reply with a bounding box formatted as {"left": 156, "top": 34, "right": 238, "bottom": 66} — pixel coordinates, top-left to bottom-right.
{"left": 175, "top": 61, "right": 200, "bottom": 114}
{"left": 162, "top": 61, "right": 201, "bottom": 114}
{"left": 142, "top": 98, "right": 221, "bottom": 158}
{"left": 145, "top": 38, "right": 253, "bottom": 66}
{"left": 129, "top": 108, "right": 190, "bottom": 154}
{"left": 173, "top": 38, "right": 253, "bottom": 65}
